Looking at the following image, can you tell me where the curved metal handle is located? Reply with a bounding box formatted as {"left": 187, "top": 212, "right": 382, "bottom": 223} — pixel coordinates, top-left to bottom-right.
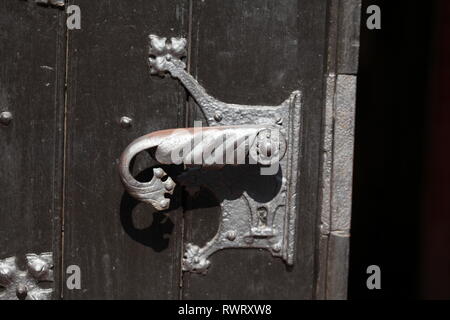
{"left": 119, "top": 125, "right": 285, "bottom": 210}
{"left": 118, "top": 130, "right": 175, "bottom": 211}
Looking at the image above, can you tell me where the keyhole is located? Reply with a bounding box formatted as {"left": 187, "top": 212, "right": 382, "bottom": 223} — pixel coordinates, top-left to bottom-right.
{"left": 257, "top": 207, "right": 268, "bottom": 226}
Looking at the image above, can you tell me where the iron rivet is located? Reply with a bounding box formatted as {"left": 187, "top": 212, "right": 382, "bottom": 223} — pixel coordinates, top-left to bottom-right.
{"left": 226, "top": 231, "right": 237, "bottom": 241}
{"left": 214, "top": 112, "right": 223, "bottom": 122}
{"left": 120, "top": 116, "right": 133, "bottom": 129}
{"left": 275, "top": 113, "right": 283, "bottom": 125}
{"left": 0, "top": 111, "right": 13, "bottom": 126}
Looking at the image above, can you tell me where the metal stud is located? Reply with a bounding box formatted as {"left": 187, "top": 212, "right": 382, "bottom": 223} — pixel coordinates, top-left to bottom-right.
{"left": 214, "top": 112, "right": 223, "bottom": 123}
{"left": 0, "top": 111, "right": 13, "bottom": 126}
{"left": 226, "top": 231, "right": 237, "bottom": 241}
{"left": 275, "top": 113, "right": 283, "bottom": 125}
{"left": 120, "top": 116, "right": 133, "bottom": 129}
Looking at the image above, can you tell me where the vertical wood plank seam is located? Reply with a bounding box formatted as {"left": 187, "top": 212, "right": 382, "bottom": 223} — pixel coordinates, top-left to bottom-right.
{"left": 59, "top": 0, "right": 71, "bottom": 300}
{"left": 321, "top": 0, "right": 360, "bottom": 299}
{"left": 325, "top": 0, "right": 340, "bottom": 299}
{"left": 179, "top": 0, "right": 194, "bottom": 300}
{"left": 50, "top": 4, "right": 68, "bottom": 301}
{"left": 315, "top": 0, "right": 339, "bottom": 300}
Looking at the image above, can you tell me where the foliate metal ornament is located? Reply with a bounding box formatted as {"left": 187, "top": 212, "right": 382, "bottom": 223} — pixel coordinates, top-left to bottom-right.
{"left": 148, "top": 35, "right": 187, "bottom": 76}
{"left": 119, "top": 34, "right": 303, "bottom": 273}
{"left": 0, "top": 253, "right": 54, "bottom": 300}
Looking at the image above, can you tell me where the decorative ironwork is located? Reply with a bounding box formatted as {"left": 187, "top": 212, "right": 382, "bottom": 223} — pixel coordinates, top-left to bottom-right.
{"left": 119, "top": 35, "right": 303, "bottom": 273}
{"left": 34, "top": 0, "right": 65, "bottom": 7}
{"left": 0, "top": 253, "right": 54, "bottom": 300}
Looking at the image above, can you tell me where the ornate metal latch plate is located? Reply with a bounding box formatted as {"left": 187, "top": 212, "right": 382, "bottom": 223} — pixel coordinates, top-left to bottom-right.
{"left": 119, "top": 35, "right": 302, "bottom": 273}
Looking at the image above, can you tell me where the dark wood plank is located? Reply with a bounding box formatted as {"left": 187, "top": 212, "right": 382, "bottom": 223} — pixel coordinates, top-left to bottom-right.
{"left": 316, "top": 0, "right": 360, "bottom": 300}
{"left": 337, "top": 0, "right": 361, "bottom": 74}
{"left": 183, "top": 0, "right": 328, "bottom": 299}
{"left": 63, "top": 0, "right": 189, "bottom": 299}
{"left": 0, "top": 1, "right": 65, "bottom": 299}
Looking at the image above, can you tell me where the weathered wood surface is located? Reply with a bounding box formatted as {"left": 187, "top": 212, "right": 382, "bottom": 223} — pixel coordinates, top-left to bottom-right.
{"left": 337, "top": 0, "right": 361, "bottom": 74}
{"left": 316, "top": 0, "right": 360, "bottom": 300}
{"left": 0, "top": 1, "right": 66, "bottom": 299}
{"left": 183, "top": 0, "right": 329, "bottom": 299}
{"left": 63, "top": 0, "right": 189, "bottom": 299}
{"left": 0, "top": 0, "right": 360, "bottom": 300}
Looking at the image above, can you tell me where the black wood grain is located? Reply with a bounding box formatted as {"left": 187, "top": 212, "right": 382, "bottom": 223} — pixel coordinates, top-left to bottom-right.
{"left": 183, "top": 0, "right": 328, "bottom": 299}
{"left": 337, "top": 0, "right": 361, "bottom": 74}
{"left": 0, "top": 1, "right": 66, "bottom": 298}
{"left": 63, "top": 0, "right": 189, "bottom": 299}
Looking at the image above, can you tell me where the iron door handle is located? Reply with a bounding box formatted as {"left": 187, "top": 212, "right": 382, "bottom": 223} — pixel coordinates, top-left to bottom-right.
{"left": 119, "top": 125, "right": 285, "bottom": 210}
{"left": 118, "top": 35, "right": 303, "bottom": 273}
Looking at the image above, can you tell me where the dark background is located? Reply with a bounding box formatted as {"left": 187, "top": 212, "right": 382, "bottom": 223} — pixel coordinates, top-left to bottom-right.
{"left": 349, "top": 0, "right": 450, "bottom": 299}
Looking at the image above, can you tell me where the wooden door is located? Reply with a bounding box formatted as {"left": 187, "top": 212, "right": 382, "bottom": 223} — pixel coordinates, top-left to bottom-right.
{"left": 0, "top": 0, "right": 360, "bottom": 300}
